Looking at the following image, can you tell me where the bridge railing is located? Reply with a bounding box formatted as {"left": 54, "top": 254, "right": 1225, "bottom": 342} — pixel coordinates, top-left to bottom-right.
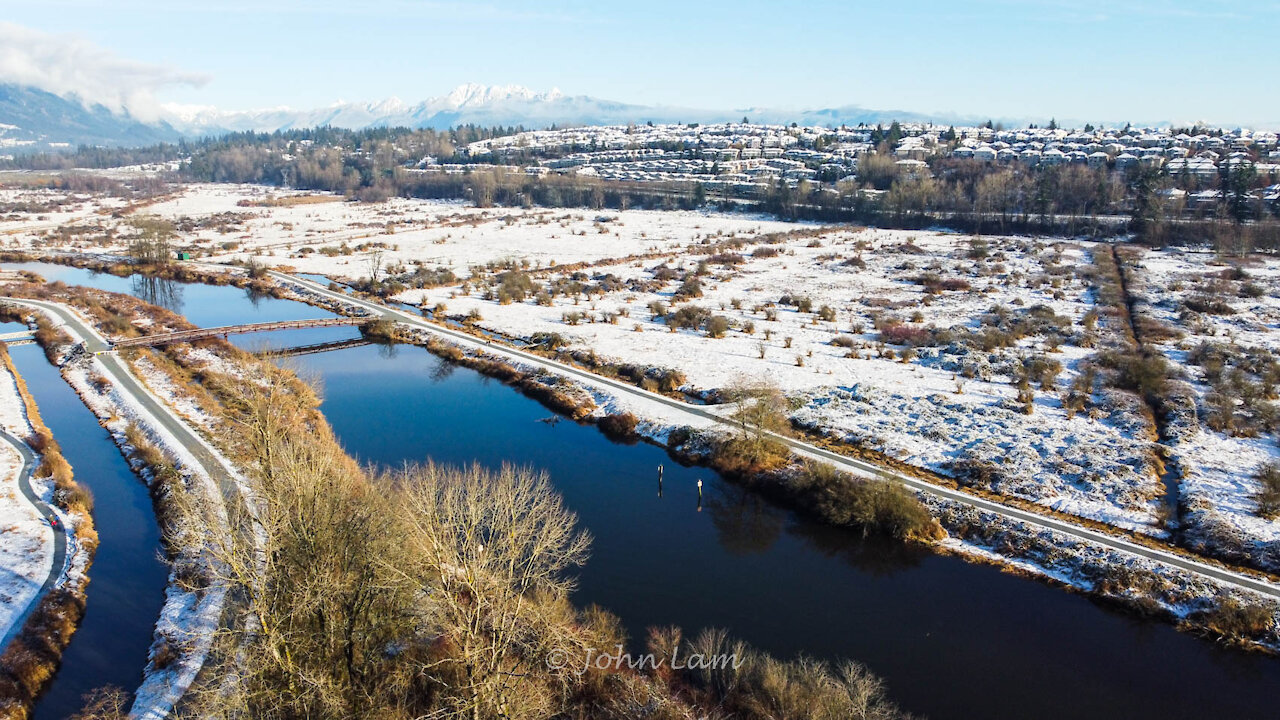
{"left": 113, "top": 317, "right": 370, "bottom": 348}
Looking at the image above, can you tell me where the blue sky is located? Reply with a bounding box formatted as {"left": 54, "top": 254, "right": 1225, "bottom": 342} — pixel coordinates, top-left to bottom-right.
{"left": 1, "top": 0, "right": 1277, "bottom": 125}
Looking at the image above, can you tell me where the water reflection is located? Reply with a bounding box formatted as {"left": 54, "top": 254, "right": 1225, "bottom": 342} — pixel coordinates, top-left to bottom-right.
{"left": 129, "top": 275, "right": 183, "bottom": 313}
{"left": 703, "top": 482, "right": 785, "bottom": 556}
{"left": 429, "top": 356, "right": 456, "bottom": 382}
{"left": 785, "top": 519, "right": 926, "bottom": 576}
{"left": 244, "top": 286, "right": 271, "bottom": 308}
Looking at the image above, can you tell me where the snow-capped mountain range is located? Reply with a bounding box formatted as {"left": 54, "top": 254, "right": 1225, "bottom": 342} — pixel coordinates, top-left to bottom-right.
{"left": 161, "top": 83, "right": 593, "bottom": 135}
{"left": 1, "top": 81, "right": 1216, "bottom": 153}
{"left": 1, "top": 82, "right": 987, "bottom": 152}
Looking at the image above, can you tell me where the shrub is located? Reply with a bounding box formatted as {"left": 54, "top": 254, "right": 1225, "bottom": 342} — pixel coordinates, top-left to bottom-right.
{"left": 708, "top": 252, "right": 745, "bottom": 266}
{"left": 1183, "top": 295, "right": 1236, "bottom": 315}
{"left": 878, "top": 324, "right": 932, "bottom": 347}
{"left": 675, "top": 276, "right": 703, "bottom": 299}
{"left": 597, "top": 412, "right": 640, "bottom": 441}
{"left": 656, "top": 369, "right": 687, "bottom": 393}
{"left": 1254, "top": 462, "right": 1280, "bottom": 519}
{"left": 817, "top": 305, "right": 836, "bottom": 322}
{"left": 1195, "top": 599, "right": 1274, "bottom": 641}
{"left": 706, "top": 315, "right": 731, "bottom": 338}
{"left": 495, "top": 270, "right": 536, "bottom": 304}
{"left": 707, "top": 434, "right": 790, "bottom": 475}
{"left": 790, "top": 462, "right": 935, "bottom": 540}
{"left": 667, "top": 305, "right": 711, "bottom": 331}
{"left": 152, "top": 637, "right": 180, "bottom": 670}
{"left": 529, "top": 332, "right": 569, "bottom": 350}
{"left": 1101, "top": 350, "right": 1169, "bottom": 402}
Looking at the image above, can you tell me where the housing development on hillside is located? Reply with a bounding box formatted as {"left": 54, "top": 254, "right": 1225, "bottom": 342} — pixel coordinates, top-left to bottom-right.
{"left": 452, "top": 122, "right": 1280, "bottom": 202}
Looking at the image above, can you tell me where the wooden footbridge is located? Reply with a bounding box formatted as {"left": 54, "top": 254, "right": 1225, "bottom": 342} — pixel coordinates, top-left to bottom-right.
{"left": 113, "top": 316, "right": 372, "bottom": 348}
{"left": 255, "top": 336, "right": 372, "bottom": 358}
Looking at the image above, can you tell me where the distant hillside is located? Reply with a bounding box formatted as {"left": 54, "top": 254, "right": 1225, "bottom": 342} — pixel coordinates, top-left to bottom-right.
{"left": 0, "top": 81, "right": 1161, "bottom": 152}
{"left": 165, "top": 83, "right": 984, "bottom": 135}
{"left": 0, "top": 84, "right": 182, "bottom": 152}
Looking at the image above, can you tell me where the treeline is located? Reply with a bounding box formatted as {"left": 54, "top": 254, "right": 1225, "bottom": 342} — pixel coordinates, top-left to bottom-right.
{"left": 11, "top": 123, "right": 1280, "bottom": 251}
{"left": 0, "top": 124, "right": 521, "bottom": 174}
{"left": 173, "top": 128, "right": 1278, "bottom": 250}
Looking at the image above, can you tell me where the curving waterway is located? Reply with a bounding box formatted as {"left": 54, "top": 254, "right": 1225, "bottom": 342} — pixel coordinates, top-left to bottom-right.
{"left": 6, "top": 262, "right": 1278, "bottom": 720}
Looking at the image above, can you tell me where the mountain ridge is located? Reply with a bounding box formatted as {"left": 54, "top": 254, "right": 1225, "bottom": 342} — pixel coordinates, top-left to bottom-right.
{"left": 4, "top": 82, "right": 1240, "bottom": 153}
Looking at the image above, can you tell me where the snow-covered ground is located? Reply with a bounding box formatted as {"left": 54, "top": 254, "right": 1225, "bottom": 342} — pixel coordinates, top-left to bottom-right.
{"left": 0, "top": 186, "right": 128, "bottom": 245}
{"left": 4, "top": 183, "right": 802, "bottom": 279}
{"left": 5, "top": 183, "right": 1269, "bottom": 551}
{"left": 383, "top": 227, "right": 1165, "bottom": 533}
{"left": 0, "top": 359, "right": 54, "bottom": 645}
{"left": 2, "top": 186, "right": 1170, "bottom": 535}
{"left": 1137, "top": 249, "right": 1280, "bottom": 569}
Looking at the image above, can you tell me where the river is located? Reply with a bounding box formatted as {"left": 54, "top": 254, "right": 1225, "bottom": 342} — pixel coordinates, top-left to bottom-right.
{"left": 5, "top": 262, "right": 1278, "bottom": 720}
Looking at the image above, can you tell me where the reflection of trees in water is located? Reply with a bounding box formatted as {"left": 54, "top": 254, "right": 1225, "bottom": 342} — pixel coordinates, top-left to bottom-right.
{"left": 376, "top": 341, "right": 400, "bottom": 360}
{"left": 429, "top": 356, "right": 456, "bottom": 383}
{"left": 786, "top": 517, "right": 926, "bottom": 577}
{"left": 701, "top": 476, "right": 925, "bottom": 574}
{"left": 131, "top": 275, "right": 183, "bottom": 313}
{"left": 704, "top": 482, "right": 785, "bottom": 556}
{"left": 244, "top": 286, "right": 271, "bottom": 308}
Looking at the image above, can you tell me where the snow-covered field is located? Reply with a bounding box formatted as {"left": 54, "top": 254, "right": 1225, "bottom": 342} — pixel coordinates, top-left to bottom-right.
{"left": 0, "top": 186, "right": 128, "bottom": 244}
{"left": 1137, "top": 249, "right": 1280, "bottom": 568}
{"left": 7, "top": 183, "right": 801, "bottom": 279}
{"left": 379, "top": 227, "right": 1166, "bottom": 533}
{"left": 4, "top": 183, "right": 1270, "bottom": 551}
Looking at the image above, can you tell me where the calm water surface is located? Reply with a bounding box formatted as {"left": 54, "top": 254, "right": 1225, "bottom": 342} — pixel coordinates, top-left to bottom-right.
{"left": 8, "top": 344, "right": 168, "bottom": 720}
{"left": 5, "top": 263, "right": 1278, "bottom": 719}
{"left": 293, "top": 342, "right": 1280, "bottom": 720}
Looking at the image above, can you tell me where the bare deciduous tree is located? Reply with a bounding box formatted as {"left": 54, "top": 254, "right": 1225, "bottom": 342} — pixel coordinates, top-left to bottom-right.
{"left": 395, "top": 462, "right": 592, "bottom": 720}
{"left": 127, "top": 215, "right": 176, "bottom": 266}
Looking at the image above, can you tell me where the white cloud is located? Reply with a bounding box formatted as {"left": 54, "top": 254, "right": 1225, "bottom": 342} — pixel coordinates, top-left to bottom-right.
{"left": 0, "top": 21, "right": 209, "bottom": 121}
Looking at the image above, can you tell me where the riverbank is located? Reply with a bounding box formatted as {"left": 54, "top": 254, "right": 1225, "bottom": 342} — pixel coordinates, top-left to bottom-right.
{"left": 5, "top": 262, "right": 1280, "bottom": 717}
{"left": 0, "top": 344, "right": 95, "bottom": 720}
{"left": 6, "top": 274, "right": 921, "bottom": 719}
{"left": 263, "top": 269, "right": 1280, "bottom": 650}
{"left": 0, "top": 295, "right": 237, "bottom": 719}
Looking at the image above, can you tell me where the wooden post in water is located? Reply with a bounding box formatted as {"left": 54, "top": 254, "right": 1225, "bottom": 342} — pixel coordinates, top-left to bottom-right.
{"left": 696, "top": 479, "right": 703, "bottom": 512}
{"left": 657, "top": 464, "right": 663, "bottom": 498}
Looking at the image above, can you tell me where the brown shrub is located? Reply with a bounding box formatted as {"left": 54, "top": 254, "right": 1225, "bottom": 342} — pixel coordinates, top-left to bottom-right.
{"left": 1195, "top": 599, "right": 1275, "bottom": 641}
{"left": 790, "top": 461, "right": 937, "bottom": 540}
{"left": 878, "top": 323, "right": 933, "bottom": 347}
{"left": 598, "top": 412, "right": 640, "bottom": 441}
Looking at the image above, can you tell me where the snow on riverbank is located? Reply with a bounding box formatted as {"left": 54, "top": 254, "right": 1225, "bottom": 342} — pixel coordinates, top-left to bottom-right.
{"left": 9, "top": 301, "right": 233, "bottom": 719}
{"left": 60, "top": 358, "right": 231, "bottom": 720}
{"left": 0, "top": 360, "right": 54, "bottom": 646}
